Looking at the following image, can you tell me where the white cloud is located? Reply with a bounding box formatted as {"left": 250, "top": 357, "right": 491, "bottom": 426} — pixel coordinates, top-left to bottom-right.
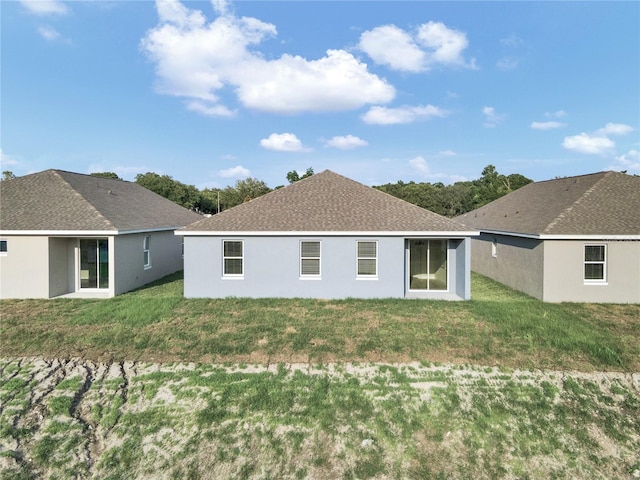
{"left": 409, "top": 156, "right": 430, "bottom": 176}
{"left": 20, "top": 0, "right": 69, "bottom": 15}
{"left": 141, "top": 1, "right": 394, "bottom": 116}
{"left": 562, "top": 122, "right": 633, "bottom": 155}
{"left": 186, "top": 100, "right": 236, "bottom": 118}
{"left": 482, "top": 106, "right": 506, "bottom": 128}
{"left": 324, "top": 135, "right": 368, "bottom": 150}
{"left": 260, "top": 133, "right": 309, "bottom": 152}
{"left": 531, "top": 121, "right": 566, "bottom": 130}
{"left": 596, "top": 122, "right": 634, "bottom": 136}
{"left": 37, "top": 25, "right": 70, "bottom": 43}
{"left": 417, "top": 22, "right": 477, "bottom": 70}
{"left": 361, "top": 104, "right": 448, "bottom": 125}
{"left": 439, "top": 150, "right": 456, "bottom": 157}
{"left": 218, "top": 165, "right": 250, "bottom": 178}
{"left": 610, "top": 149, "right": 640, "bottom": 173}
{"left": 358, "top": 25, "right": 425, "bottom": 73}
{"left": 359, "top": 21, "right": 476, "bottom": 72}
{"left": 562, "top": 133, "right": 615, "bottom": 155}
{"left": 496, "top": 57, "right": 518, "bottom": 71}
{"left": 0, "top": 149, "right": 19, "bottom": 168}
{"left": 545, "top": 110, "right": 567, "bottom": 118}
{"left": 500, "top": 34, "right": 523, "bottom": 48}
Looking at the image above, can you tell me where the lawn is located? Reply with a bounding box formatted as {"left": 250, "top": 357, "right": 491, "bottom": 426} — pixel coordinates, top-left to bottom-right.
{"left": 1, "top": 273, "right": 639, "bottom": 479}
{"left": 1, "top": 272, "right": 639, "bottom": 371}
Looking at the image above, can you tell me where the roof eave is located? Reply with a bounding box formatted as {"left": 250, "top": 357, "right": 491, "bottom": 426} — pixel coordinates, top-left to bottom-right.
{"left": 176, "top": 230, "right": 479, "bottom": 237}
{"left": 474, "top": 228, "right": 639, "bottom": 240}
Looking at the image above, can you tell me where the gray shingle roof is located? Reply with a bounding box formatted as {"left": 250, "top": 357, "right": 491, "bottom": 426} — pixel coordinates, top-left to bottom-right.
{"left": 456, "top": 171, "right": 640, "bottom": 236}
{"left": 181, "top": 170, "right": 473, "bottom": 234}
{"left": 0, "top": 169, "right": 202, "bottom": 232}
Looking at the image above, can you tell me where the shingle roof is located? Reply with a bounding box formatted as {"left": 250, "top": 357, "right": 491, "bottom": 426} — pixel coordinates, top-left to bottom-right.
{"left": 181, "top": 170, "right": 473, "bottom": 234}
{"left": 0, "top": 169, "right": 202, "bottom": 232}
{"left": 456, "top": 171, "right": 640, "bottom": 236}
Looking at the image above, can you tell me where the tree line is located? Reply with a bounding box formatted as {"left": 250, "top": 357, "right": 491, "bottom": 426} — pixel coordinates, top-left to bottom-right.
{"left": 2, "top": 165, "right": 532, "bottom": 218}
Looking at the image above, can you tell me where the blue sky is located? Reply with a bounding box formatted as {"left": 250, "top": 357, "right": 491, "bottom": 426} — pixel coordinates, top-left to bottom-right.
{"left": 2, "top": 0, "right": 639, "bottom": 189}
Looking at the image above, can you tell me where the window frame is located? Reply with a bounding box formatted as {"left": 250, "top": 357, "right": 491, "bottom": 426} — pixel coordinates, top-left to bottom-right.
{"left": 143, "top": 235, "right": 151, "bottom": 269}
{"left": 584, "top": 244, "right": 607, "bottom": 284}
{"left": 222, "top": 240, "right": 244, "bottom": 278}
{"left": 300, "top": 240, "right": 321, "bottom": 278}
{"left": 0, "top": 239, "right": 7, "bottom": 256}
{"left": 356, "top": 240, "right": 378, "bottom": 278}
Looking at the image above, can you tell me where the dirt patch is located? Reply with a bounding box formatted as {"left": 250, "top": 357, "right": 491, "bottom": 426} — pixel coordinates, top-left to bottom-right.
{"left": 2, "top": 357, "right": 638, "bottom": 479}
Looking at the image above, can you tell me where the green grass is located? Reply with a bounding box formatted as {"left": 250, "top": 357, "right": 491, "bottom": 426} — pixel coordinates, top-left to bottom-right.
{"left": 1, "top": 271, "right": 638, "bottom": 371}
{"left": 3, "top": 359, "right": 638, "bottom": 479}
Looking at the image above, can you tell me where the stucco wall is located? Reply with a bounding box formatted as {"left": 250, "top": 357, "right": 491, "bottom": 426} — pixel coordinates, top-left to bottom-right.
{"left": 184, "top": 236, "right": 470, "bottom": 300}
{"left": 0, "top": 236, "right": 50, "bottom": 299}
{"left": 114, "top": 231, "right": 184, "bottom": 295}
{"left": 543, "top": 240, "right": 640, "bottom": 303}
{"left": 471, "top": 234, "right": 544, "bottom": 300}
{"left": 48, "top": 237, "right": 74, "bottom": 297}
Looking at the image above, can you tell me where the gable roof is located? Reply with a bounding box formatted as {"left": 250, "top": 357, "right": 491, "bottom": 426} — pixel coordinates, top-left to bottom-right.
{"left": 0, "top": 169, "right": 202, "bottom": 233}
{"left": 180, "top": 170, "right": 474, "bottom": 235}
{"left": 456, "top": 171, "right": 640, "bottom": 237}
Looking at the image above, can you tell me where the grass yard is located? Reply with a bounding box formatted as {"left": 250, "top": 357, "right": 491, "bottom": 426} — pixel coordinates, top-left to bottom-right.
{"left": 1, "top": 272, "right": 639, "bottom": 371}
{"left": 1, "top": 273, "right": 639, "bottom": 479}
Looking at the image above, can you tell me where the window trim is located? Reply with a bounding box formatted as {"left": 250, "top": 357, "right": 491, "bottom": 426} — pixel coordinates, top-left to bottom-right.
{"left": 222, "top": 239, "right": 244, "bottom": 278}
{"left": 0, "top": 239, "right": 7, "bottom": 256}
{"left": 584, "top": 243, "right": 607, "bottom": 284}
{"left": 356, "top": 240, "right": 378, "bottom": 279}
{"left": 300, "top": 240, "right": 321, "bottom": 279}
{"left": 143, "top": 235, "right": 151, "bottom": 269}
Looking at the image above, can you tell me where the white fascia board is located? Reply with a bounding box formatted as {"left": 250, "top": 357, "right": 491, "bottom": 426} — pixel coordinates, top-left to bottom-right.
{"left": 538, "top": 234, "right": 640, "bottom": 240}
{"left": 0, "top": 227, "right": 180, "bottom": 236}
{"left": 476, "top": 229, "right": 639, "bottom": 241}
{"left": 176, "top": 230, "right": 480, "bottom": 237}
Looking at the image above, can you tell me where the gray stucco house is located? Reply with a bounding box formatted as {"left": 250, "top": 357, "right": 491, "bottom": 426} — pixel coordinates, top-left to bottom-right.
{"left": 0, "top": 169, "right": 202, "bottom": 299}
{"left": 178, "top": 170, "right": 477, "bottom": 300}
{"left": 456, "top": 171, "right": 640, "bottom": 303}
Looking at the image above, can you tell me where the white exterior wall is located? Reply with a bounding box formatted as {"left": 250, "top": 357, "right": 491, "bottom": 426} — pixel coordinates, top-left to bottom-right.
{"left": 184, "top": 235, "right": 471, "bottom": 300}
{"left": 0, "top": 236, "right": 50, "bottom": 299}
{"left": 543, "top": 240, "right": 640, "bottom": 303}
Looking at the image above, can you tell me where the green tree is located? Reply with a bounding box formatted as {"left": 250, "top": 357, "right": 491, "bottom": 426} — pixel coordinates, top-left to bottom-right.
{"left": 286, "top": 167, "right": 314, "bottom": 183}
{"left": 90, "top": 172, "right": 121, "bottom": 180}
{"left": 2, "top": 171, "right": 16, "bottom": 181}
{"left": 135, "top": 172, "right": 202, "bottom": 211}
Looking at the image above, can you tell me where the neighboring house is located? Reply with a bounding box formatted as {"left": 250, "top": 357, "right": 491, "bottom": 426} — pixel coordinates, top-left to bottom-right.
{"left": 178, "top": 170, "right": 477, "bottom": 300}
{"left": 0, "top": 169, "right": 202, "bottom": 299}
{"left": 456, "top": 171, "right": 640, "bottom": 303}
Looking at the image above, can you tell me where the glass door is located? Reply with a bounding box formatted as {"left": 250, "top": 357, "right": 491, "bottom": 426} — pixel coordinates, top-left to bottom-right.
{"left": 408, "top": 239, "right": 448, "bottom": 291}
{"left": 79, "top": 239, "right": 109, "bottom": 289}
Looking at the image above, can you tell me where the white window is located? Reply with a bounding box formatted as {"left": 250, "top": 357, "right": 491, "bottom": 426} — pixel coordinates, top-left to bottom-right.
{"left": 0, "top": 239, "right": 7, "bottom": 255}
{"left": 584, "top": 244, "right": 606, "bottom": 282}
{"left": 143, "top": 236, "right": 151, "bottom": 269}
{"left": 357, "top": 241, "right": 377, "bottom": 277}
{"left": 223, "top": 240, "right": 243, "bottom": 277}
{"left": 300, "top": 241, "right": 321, "bottom": 277}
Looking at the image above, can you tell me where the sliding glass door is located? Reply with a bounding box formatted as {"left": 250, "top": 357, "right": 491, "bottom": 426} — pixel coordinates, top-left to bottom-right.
{"left": 408, "top": 239, "right": 448, "bottom": 291}
{"left": 79, "top": 239, "right": 109, "bottom": 289}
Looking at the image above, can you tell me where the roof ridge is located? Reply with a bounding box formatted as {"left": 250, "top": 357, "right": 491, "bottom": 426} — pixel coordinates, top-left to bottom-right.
{"left": 543, "top": 171, "right": 611, "bottom": 234}
{"left": 53, "top": 170, "right": 118, "bottom": 230}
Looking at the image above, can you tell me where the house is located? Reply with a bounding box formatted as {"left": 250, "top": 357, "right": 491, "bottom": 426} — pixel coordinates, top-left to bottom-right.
{"left": 178, "top": 170, "right": 477, "bottom": 300}
{"left": 456, "top": 171, "right": 640, "bottom": 303}
{"left": 0, "top": 169, "right": 202, "bottom": 299}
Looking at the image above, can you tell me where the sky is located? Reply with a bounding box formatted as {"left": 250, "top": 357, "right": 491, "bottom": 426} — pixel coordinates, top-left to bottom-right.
{"left": 2, "top": 0, "right": 639, "bottom": 190}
